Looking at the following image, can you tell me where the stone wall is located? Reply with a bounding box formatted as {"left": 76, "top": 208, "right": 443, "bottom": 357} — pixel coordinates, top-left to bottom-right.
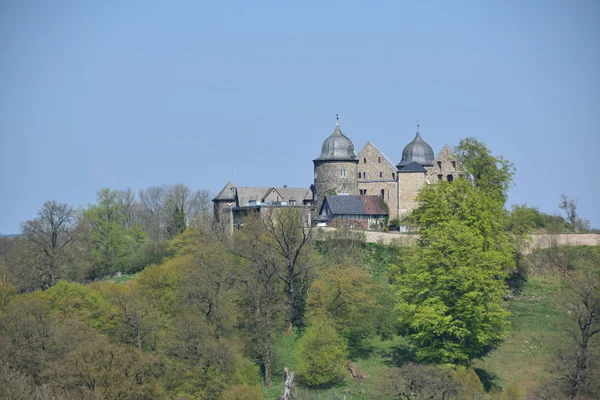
{"left": 316, "top": 228, "right": 600, "bottom": 251}
{"left": 397, "top": 171, "right": 427, "bottom": 218}
{"left": 426, "top": 145, "right": 462, "bottom": 183}
{"left": 357, "top": 142, "right": 398, "bottom": 220}
{"left": 313, "top": 160, "right": 359, "bottom": 210}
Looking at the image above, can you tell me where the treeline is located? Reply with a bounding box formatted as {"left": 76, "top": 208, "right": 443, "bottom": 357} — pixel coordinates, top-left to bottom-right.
{"left": 0, "top": 138, "right": 597, "bottom": 399}
{"left": 1, "top": 184, "right": 215, "bottom": 291}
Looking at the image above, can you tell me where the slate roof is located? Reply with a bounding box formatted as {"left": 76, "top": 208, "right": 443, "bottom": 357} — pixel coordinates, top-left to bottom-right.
{"left": 214, "top": 182, "right": 313, "bottom": 207}
{"left": 314, "top": 124, "right": 358, "bottom": 161}
{"left": 361, "top": 196, "right": 388, "bottom": 215}
{"left": 397, "top": 132, "right": 435, "bottom": 168}
{"left": 277, "top": 187, "right": 313, "bottom": 201}
{"left": 397, "top": 161, "right": 427, "bottom": 173}
{"left": 213, "top": 181, "right": 236, "bottom": 201}
{"left": 236, "top": 187, "right": 271, "bottom": 206}
{"left": 322, "top": 195, "right": 389, "bottom": 216}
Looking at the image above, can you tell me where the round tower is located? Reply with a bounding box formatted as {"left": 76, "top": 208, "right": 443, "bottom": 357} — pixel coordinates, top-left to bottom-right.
{"left": 313, "top": 115, "right": 359, "bottom": 209}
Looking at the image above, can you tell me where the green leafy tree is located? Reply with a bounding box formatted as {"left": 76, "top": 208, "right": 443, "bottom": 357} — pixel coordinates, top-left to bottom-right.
{"left": 297, "top": 316, "right": 348, "bottom": 387}
{"left": 84, "top": 188, "right": 146, "bottom": 277}
{"left": 395, "top": 177, "right": 513, "bottom": 364}
{"left": 454, "top": 137, "right": 515, "bottom": 202}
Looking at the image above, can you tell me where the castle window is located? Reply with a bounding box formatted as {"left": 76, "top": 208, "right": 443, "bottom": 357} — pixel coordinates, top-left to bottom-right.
{"left": 364, "top": 172, "right": 368, "bottom": 178}
{"left": 290, "top": 200, "right": 296, "bottom": 205}
{"left": 447, "top": 174, "right": 454, "bottom": 182}
{"left": 392, "top": 173, "right": 395, "bottom": 180}
{"left": 452, "top": 161, "right": 456, "bottom": 168}
{"left": 379, "top": 171, "right": 383, "bottom": 178}
{"left": 360, "top": 189, "right": 367, "bottom": 195}
{"left": 340, "top": 169, "right": 346, "bottom": 178}
{"left": 378, "top": 157, "right": 381, "bottom": 163}
{"left": 437, "top": 161, "right": 442, "bottom": 169}
{"left": 437, "top": 174, "right": 443, "bottom": 180}
{"left": 381, "top": 189, "right": 385, "bottom": 198}
{"left": 364, "top": 157, "right": 367, "bottom": 163}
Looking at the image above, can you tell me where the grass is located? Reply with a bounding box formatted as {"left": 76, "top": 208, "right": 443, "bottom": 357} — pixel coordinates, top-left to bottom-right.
{"left": 474, "top": 276, "right": 572, "bottom": 395}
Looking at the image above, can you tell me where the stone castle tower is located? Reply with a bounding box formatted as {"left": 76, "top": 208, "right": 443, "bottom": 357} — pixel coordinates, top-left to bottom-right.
{"left": 312, "top": 116, "right": 359, "bottom": 210}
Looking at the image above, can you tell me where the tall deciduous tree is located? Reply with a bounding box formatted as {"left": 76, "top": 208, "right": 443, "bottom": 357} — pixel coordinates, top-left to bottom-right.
{"left": 20, "top": 200, "right": 79, "bottom": 289}
{"left": 84, "top": 189, "right": 145, "bottom": 277}
{"left": 454, "top": 138, "right": 515, "bottom": 202}
{"left": 395, "top": 175, "right": 514, "bottom": 364}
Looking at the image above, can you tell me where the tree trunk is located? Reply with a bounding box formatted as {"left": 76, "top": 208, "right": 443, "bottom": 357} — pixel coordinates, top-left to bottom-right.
{"left": 279, "top": 367, "right": 294, "bottom": 400}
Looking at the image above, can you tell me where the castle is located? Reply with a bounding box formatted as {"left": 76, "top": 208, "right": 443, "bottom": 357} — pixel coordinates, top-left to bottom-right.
{"left": 213, "top": 116, "right": 461, "bottom": 229}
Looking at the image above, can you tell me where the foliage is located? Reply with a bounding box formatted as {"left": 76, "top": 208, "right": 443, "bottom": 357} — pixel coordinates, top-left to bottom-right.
{"left": 454, "top": 137, "right": 515, "bottom": 202}
{"left": 297, "top": 316, "right": 348, "bottom": 387}
{"left": 374, "top": 363, "right": 460, "bottom": 400}
{"left": 306, "top": 264, "right": 379, "bottom": 353}
{"left": 395, "top": 174, "right": 513, "bottom": 364}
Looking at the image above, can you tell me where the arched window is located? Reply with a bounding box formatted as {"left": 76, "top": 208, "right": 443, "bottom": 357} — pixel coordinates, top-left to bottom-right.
{"left": 364, "top": 157, "right": 367, "bottom": 163}
{"left": 447, "top": 174, "right": 454, "bottom": 182}
{"left": 437, "top": 174, "right": 443, "bottom": 180}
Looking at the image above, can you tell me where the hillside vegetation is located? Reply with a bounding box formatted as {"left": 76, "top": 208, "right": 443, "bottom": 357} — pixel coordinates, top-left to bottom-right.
{"left": 1, "top": 139, "right": 598, "bottom": 399}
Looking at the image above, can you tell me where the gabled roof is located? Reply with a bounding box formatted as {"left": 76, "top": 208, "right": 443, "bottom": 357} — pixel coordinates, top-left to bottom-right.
{"left": 213, "top": 181, "right": 236, "bottom": 201}
{"left": 321, "top": 195, "right": 389, "bottom": 216}
{"left": 398, "top": 161, "right": 427, "bottom": 173}
{"left": 361, "top": 196, "right": 388, "bottom": 215}
{"left": 277, "top": 187, "right": 313, "bottom": 201}
{"left": 236, "top": 187, "right": 271, "bottom": 207}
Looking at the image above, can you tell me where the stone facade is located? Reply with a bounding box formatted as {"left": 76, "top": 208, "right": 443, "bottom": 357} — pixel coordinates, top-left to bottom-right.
{"left": 425, "top": 145, "right": 462, "bottom": 183}
{"left": 356, "top": 142, "right": 398, "bottom": 219}
{"left": 398, "top": 170, "right": 428, "bottom": 218}
{"left": 313, "top": 159, "right": 359, "bottom": 210}
{"left": 214, "top": 121, "right": 463, "bottom": 228}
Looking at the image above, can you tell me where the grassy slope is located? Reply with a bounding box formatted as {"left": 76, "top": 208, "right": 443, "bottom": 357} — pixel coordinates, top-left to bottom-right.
{"left": 474, "top": 276, "right": 571, "bottom": 395}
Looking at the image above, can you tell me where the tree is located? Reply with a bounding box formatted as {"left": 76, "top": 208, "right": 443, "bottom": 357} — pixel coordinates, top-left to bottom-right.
{"left": 20, "top": 200, "right": 79, "bottom": 289}
{"left": 251, "top": 208, "right": 313, "bottom": 330}
{"left": 84, "top": 188, "right": 146, "bottom": 277}
{"left": 454, "top": 138, "right": 515, "bottom": 202}
{"left": 395, "top": 177, "right": 513, "bottom": 364}
{"left": 235, "top": 220, "right": 287, "bottom": 386}
{"left": 297, "top": 316, "right": 348, "bottom": 387}
{"left": 542, "top": 243, "right": 600, "bottom": 398}
{"left": 374, "top": 363, "right": 459, "bottom": 400}
{"left": 306, "top": 264, "right": 379, "bottom": 353}
{"left": 559, "top": 194, "right": 590, "bottom": 233}
{"left": 139, "top": 186, "right": 167, "bottom": 241}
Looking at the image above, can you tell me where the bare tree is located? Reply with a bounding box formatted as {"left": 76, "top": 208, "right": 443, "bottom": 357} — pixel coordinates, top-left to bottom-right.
{"left": 20, "top": 201, "right": 79, "bottom": 289}
{"left": 254, "top": 208, "right": 313, "bottom": 331}
{"left": 543, "top": 240, "right": 600, "bottom": 398}
{"left": 116, "top": 188, "right": 136, "bottom": 229}
{"left": 139, "top": 186, "right": 166, "bottom": 241}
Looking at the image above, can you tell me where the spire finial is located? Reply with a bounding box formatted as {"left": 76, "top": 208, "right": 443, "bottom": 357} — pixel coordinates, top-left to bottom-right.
{"left": 336, "top": 113, "right": 339, "bottom": 127}
{"left": 417, "top": 118, "right": 420, "bottom": 133}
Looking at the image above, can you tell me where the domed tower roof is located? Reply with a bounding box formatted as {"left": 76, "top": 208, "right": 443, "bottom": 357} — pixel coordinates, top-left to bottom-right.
{"left": 314, "top": 115, "right": 357, "bottom": 161}
{"left": 397, "top": 124, "right": 434, "bottom": 168}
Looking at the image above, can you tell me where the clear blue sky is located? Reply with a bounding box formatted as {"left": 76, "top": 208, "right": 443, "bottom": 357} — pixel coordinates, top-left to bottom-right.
{"left": 1, "top": 0, "right": 598, "bottom": 234}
